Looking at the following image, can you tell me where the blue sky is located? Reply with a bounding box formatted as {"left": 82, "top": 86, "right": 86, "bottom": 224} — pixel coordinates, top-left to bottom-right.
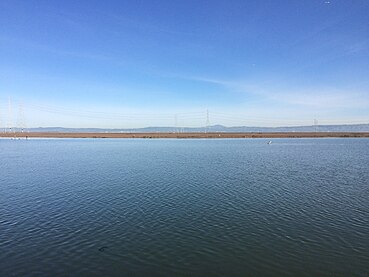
{"left": 0, "top": 0, "right": 368, "bottom": 128}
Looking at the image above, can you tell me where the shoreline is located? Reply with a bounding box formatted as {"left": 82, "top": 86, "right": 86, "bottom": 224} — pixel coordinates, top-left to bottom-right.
{"left": 1, "top": 132, "right": 369, "bottom": 139}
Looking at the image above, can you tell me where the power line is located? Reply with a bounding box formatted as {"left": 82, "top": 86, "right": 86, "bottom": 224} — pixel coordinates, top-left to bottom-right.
{"left": 0, "top": 97, "right": 368, "bottom": 127}
{"left": 25, "top": 102, "right": 204, "bottom": 119}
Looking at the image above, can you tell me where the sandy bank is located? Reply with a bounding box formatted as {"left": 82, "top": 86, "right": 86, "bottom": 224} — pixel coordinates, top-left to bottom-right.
{"left": 1, "top": 132, "right": 368, "bottom": 139}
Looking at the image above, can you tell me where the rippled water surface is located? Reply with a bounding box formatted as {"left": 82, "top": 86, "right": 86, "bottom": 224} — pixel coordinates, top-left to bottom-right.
{"left": 1, "top": 138, "right": 369, "bottom": 276}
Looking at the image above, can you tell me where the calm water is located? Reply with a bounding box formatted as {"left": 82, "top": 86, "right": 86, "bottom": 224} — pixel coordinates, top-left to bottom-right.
{"left": 1, "top": 138, "right": 368, "bottom": 276}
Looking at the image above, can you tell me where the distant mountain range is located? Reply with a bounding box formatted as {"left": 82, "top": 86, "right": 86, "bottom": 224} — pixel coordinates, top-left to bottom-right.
{"left": 13, "top": 123, "right": 369, "bottom": 133}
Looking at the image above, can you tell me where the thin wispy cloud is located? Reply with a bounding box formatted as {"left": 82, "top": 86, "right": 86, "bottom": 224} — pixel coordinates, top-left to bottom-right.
{"left": 185, "top": 75, "right": 369, "bottom": 110}
{"left": 0, "top": 36, "right": 110, "bottom": 61}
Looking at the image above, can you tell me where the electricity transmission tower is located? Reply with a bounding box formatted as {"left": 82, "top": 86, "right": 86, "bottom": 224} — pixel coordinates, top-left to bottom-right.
{"left": 17, "top": 101, "right": 27, "bottom": 133}
{"left": 7, "top": 97, "right": 13, "bottom": 133}
{"left": 174, "top": 114, "right": 178, "bottom": 133}
{"left": 0, "top": 101, "right": 3, "bottom": 133}
{"left": 205, "top": 109, "right": 210, "bottom": 133}
{"left": 314, "top": 119, "right": 319, "bottom": 132}
{"left": 0, "top": 106, "right": 3, "bottom": 133}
